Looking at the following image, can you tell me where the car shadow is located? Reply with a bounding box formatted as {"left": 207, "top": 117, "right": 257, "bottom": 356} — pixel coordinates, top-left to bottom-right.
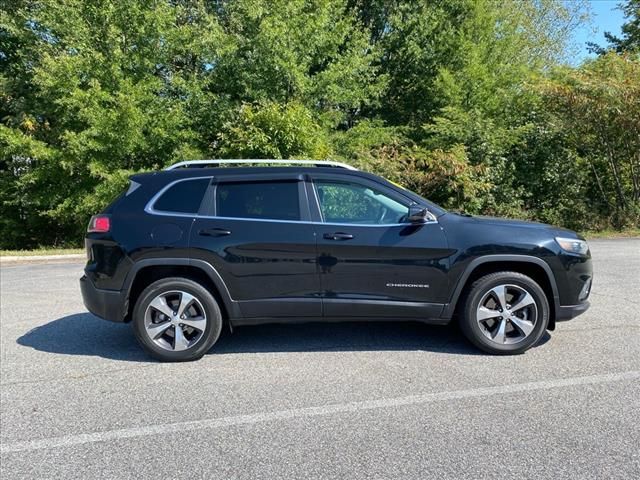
{"left": 214, "top": 322, "right": 482, "bottom": 355}
{"left": 17, "top": 313, "right": 149, "bottom": 362}
{"left": 17, "top": 312, "right": 550, "bottom": 362}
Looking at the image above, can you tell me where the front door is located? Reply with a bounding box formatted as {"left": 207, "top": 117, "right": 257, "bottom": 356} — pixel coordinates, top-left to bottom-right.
{"left": 190, "top": 174, "right": 320, "bottom": 320}
{"left": 309, "top": 174, "right": 451, "bottom": 320}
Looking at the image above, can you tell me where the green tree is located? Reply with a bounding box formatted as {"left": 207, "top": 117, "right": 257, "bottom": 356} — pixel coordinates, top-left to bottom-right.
{"left": 538, "top": 53, "right": 640, "bottom": 228}
{"left": 0, "top": 0, "right": 381, "bottom": 247}
{"left": 2, "top": 0, "right": 635, "bottom": 249}
{"left": 340, "top": 0, "right": 588, "bottom": 215}
{"left": 1, "top": 0, "right": 227, "bottom": 247}
{"left": 209, "top": 0, "right": 384, "bottom": 128}
{"left": 217, "top": 101, "right": 331, "bottom": 159}
{"left": 588, "top": 0, "right": 640, "bottom": 54}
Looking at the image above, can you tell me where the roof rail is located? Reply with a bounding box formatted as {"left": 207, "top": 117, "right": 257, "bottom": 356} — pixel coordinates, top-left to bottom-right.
{"left": 165, "top": 159, "right": 358, "bottom": 171}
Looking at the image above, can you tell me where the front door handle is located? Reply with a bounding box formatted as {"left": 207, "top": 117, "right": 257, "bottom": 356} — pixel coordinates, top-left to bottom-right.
{"left": 323, "top": 232, "right": 354, "bottom": 241}
{"left": 198, "top": 228, "right": 232, "bottom": 237}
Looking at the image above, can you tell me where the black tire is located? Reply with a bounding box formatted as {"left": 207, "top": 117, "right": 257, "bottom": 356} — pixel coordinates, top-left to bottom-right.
{"left": 459, "top": 271, "right": 549, "bottom": 355}
{"left": 132, "top": 277, "right": 223, "bottom": 362}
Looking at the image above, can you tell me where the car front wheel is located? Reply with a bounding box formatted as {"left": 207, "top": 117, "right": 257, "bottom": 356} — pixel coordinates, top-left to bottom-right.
{"left": 460, "top": 271, "right": 549, "bottom": 354}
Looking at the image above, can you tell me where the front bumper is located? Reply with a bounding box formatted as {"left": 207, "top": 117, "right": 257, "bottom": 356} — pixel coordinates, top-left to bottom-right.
{"left": 80, "top": 275, "right": 127, "bottom": 322}
{"left": 556, "top": 301, "right": 590, "bottom": 321}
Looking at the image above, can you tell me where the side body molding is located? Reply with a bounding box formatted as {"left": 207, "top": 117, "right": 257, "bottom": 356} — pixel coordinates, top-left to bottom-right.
{"left": 440, "top": 254, "right": 560, "bottom": 321}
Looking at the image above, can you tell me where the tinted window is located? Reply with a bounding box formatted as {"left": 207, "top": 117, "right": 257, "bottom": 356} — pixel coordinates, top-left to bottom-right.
{"left": 217, "top": 181, "right": 300, "bottom": 221}
{"left": 153, "top": 178, "right": 210, "bottom": 214}
{"left": 315, "top": 180, "right": 408, "bottom": 224}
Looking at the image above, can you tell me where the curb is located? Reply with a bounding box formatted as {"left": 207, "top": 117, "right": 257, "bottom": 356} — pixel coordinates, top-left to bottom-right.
{"left": 0, "top": 254, "right": 85, "bottom": 265}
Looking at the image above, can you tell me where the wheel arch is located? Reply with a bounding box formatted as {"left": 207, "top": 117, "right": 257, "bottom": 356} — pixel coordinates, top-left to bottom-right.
{"left": 443, "top": 255, "right": 560, "bottom": 330}
{"left": 122, "top": 259, "right": 238, "bottom": 322}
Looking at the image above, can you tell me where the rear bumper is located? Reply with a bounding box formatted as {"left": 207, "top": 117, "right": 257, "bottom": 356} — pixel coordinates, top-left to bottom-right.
{"left": 556, "top": 301, "right": 590, "bottom": 321}
{"left": 80, "top": 275, "right": 127, "bottom": 322}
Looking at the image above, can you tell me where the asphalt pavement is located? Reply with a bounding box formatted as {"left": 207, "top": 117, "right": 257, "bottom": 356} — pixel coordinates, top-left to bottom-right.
{"left": 1, "top": 239, "right": 639, "bottom": 479}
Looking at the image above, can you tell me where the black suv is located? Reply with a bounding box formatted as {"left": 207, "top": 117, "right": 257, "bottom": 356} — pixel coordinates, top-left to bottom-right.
{"left": 80, "top": 160, "right": 592, "bottom": 361}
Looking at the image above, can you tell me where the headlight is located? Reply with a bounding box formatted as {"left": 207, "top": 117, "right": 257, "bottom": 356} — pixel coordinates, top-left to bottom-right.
{"left": 555, "top": 237, "right": 589, "bottom": 255}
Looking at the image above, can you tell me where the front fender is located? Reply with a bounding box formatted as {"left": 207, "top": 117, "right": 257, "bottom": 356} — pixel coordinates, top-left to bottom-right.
{"left": 440, "top": 255, "right": 560, "bottom": 327}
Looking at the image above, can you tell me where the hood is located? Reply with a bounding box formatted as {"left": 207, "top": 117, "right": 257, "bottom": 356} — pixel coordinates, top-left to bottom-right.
{"left": 472, "top": 215, "right": 550, "bottom": 228}
{"left": 450, "top": 213, "right": 580, "bottom": 238}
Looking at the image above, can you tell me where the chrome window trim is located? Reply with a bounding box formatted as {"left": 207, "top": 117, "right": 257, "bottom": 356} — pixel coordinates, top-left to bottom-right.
{"left": 196, "top": 215, "right": 417, "bottom": 227}
{"left": 151, "top": 212, "right": 435, "bottom": 227}
{"left": 144, "top": 176, "right": 214, "bottom": 217}
{"left": 145, "top": 176, "right": 439, "bottom": 226}
{"left": 126, "top": 180, "right": 141, "bottom": 196}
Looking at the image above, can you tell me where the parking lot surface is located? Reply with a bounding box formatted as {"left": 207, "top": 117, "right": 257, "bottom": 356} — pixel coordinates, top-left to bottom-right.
{"left": 1, "top": 239, "right": 639, "bottom": 479}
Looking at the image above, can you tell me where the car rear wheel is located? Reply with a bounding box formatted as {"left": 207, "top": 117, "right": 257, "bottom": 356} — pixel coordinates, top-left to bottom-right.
{"left": 132, "top": 277, "right": 222, "bottom": 362}
{"left": 459, "top": 271, "right": 549, "bottom": 354}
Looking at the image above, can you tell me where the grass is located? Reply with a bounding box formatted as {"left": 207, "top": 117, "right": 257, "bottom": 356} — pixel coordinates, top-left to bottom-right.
{"left": 0, "top": 248, "right": 84, "bottom": 257}
{"left": 583, "top": 228, "right": 640, "bottom": 239}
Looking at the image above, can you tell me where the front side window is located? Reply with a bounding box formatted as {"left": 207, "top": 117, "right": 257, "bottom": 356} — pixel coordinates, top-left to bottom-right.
{"left": 314, "top": 180, "right": 408, "bottom": 225}
{"left": 216, "top": 181, "right": 300, "bottom": 221}
{"left": 153, "top": 178, "right": 210, "bottom": 214}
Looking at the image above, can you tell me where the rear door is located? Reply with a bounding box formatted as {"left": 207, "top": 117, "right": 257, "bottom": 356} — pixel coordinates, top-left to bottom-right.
{"left": 190, "top": 173, "right": 321, "bottom": 320}
{"left": 308, "top": 173, "right": 451, "bottom": 320}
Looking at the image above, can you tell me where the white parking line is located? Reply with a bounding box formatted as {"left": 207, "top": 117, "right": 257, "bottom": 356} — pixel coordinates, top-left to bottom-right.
{"left": 2, "top": 370, "right": 638, "bottom": 454}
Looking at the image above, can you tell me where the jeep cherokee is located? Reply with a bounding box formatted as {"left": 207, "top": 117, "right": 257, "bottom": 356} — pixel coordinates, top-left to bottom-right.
{"left": 80, "top": 160, "right": 592, "bottom": 361}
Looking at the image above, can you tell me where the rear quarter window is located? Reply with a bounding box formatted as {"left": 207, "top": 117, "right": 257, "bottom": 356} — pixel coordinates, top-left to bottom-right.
{"left": 153, "top": 178, "right": 210, "bottom": 214}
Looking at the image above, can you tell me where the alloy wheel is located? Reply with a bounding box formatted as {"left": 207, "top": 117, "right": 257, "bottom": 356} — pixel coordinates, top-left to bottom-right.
{"left": 144, "top": 290, "right": 207, "bottom": 352}
{"left": 476, "top": 284, "right": 538, "bottom": 345}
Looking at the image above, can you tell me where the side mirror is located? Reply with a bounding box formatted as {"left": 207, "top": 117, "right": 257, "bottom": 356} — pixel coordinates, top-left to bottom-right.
{"left": 407, "top": 205, "right": 429, "bottom": 223}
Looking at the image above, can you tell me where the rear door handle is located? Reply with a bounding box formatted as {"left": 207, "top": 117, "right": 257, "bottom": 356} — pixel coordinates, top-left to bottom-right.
{"left": 198, "top": 228, "right": 232, "bottom": 237}
{"left": 323, "top": 232, "right": 354, "bottom": 241}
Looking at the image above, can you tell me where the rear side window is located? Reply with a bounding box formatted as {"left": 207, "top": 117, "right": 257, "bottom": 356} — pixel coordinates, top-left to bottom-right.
{"left": 216, "top": 181, "right": 300, "bottom": 221}
{"left": 153, "top": 178, "right": 210, "bottom": 214}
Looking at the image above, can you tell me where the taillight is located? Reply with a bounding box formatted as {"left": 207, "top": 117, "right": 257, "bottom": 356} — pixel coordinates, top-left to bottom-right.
{"left": 88, "top": 215, "right": 111, "bottom": 233}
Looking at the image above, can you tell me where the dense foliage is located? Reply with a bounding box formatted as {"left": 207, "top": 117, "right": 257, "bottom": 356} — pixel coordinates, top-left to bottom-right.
{"left": 1, "top": 0, "right": 639, "bottom": 248}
